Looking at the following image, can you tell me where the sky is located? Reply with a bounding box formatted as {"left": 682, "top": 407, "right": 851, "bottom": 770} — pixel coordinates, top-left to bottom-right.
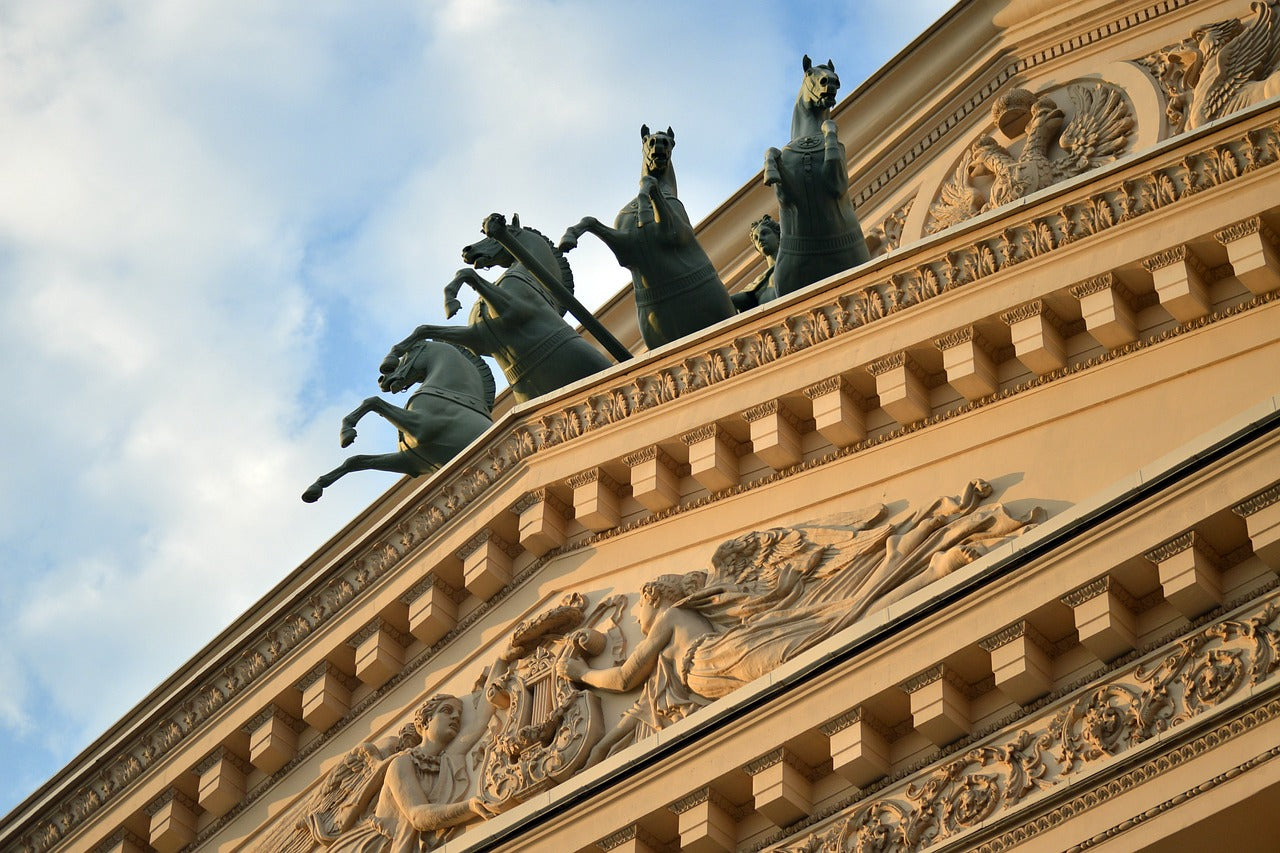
{"left": 0, "top": 0, "right": 956, "bottom": 818}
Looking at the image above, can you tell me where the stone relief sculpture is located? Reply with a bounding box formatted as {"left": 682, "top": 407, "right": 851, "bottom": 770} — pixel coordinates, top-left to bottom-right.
{"left": 384, "top": 214, "right": 618, "bottom": 405}
{"left": 562, "top": 480, "right": 1042, "bottom": 765}
{"left": 928, "top": 84, "right": 1134, "bottom": 233}
{"left": 262, "top": 656, "right": 511, "bottom": 852}
{"left": 270, "top": 481, "right": 1040, "bottom": 844}
{"left": 864, "top": 197, "right": 914, "bottom": 258}
{"left": 764, "top": 56, "right": 871, "bottom": 297}
{"left": 560, "top": 125, "right": 737, "bottom": 349}
{"left": 301, "top": 340, "right": 495, "bottom": 502}
{"left": 1139, "top": 0, "right": 1280, "bottom": 133}
{"left": 731, "top": 214, "right": 781, "bottom": 311}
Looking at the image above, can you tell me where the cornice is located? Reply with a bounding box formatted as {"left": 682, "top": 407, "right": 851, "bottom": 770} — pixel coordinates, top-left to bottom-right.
{"left": 15, "top": 84, "right": 1280, "bottom": 853}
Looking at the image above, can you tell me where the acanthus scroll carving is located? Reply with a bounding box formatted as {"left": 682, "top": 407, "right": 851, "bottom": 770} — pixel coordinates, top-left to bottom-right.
{"left": 770, "top": 597, "right": 1280, "bottom": 852}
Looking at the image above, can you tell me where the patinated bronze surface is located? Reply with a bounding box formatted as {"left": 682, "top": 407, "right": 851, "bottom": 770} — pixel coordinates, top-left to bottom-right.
{"left": 561, "top": 125, "right": 735, "bottom": 349}
{"left": 301, "top": 340, "right": 494, "bottom": 502}
{"left": 732, "top": 214, "right": 781, "bottom": 311}
{"left": 765, "top": 56, "right": 870, "bottom": 296}
{"left": 386, "top": 214, "right": 615, "bottom": 404}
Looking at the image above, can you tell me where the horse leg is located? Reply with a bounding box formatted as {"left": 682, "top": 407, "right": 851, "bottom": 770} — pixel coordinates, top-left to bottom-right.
{"left": 388, "top": 322, "right": 485, "bottom": 358}
{"left": 338, "top": 397, "right": 381, "bottom": 447}
{"left": 452, "top": 268, "right": 517, "bottom": 317}
{"left": 445, "top": 268, "right": 505, "bottom": 318}
{"left": 821, "top": 120, "right": 849, "bottom": 196}
{"left": 302, "top": 451, "right": 426, "bottom": 503}
{"left": 561, "top": 217, "right": 634, "bottom": 267}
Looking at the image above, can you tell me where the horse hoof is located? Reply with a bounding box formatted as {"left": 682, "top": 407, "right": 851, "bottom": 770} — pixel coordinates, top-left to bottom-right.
{"left": 340, "top": 428, "right": 357, "bottom": 447}
{"left": 444, "top": 299, "right": 462, "bottom": 319}
{"left": 302, "top": 485, "right": 322, "bottom": 503}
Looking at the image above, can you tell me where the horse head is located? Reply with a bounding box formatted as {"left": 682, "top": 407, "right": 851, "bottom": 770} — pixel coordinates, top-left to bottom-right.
{"left": 640, "top": 124, "right": 676, "bottom": 179}
{"left": 378, "top": 339, "right": 434, "bottom": 393}
{"left": 800, "top": 55, "right": 840, "bottom": 111}
{"left": 462, "top": 212, "right": 523, "bottom": 271}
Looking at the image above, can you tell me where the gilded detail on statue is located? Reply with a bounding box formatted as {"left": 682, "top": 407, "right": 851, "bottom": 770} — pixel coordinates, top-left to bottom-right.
{"left": 928, "top": 82, "right": 1134, "bottom": 233}
{"left": 771, "top": 598, "right": 1280, "bottom": 852}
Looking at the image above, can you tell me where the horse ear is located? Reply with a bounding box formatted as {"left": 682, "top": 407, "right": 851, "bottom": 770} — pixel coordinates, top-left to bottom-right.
{"left": 511, "top": 212, "right": 521, "bottom": 229}
{"left": 827, "top": 59, "right": 835, "bottom": 71}
{"left": 666, "top": 126, "right": 674, "bottom": 141}
{"left": 802, "top": 54, "right": 812, "bottom": 71}
{"left": 640, "top": 123, "right": 650, "bottom": 139}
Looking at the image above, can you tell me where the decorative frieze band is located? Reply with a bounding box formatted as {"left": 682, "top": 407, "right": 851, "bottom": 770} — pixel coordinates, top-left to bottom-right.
{"left": 1215, "top": 214, "right": 1279, "bottom": 247}
{"left": 399, "top": 574, "right": 463, "bottom": 607}
{"left": 1060, "top": 575, "right": 1140, "bottom": 612}
{"left": 1143, "top": 243, "right": 1211, "bottom": 281}
{"left": 978, "top": 619, "right": 1055, "bottom": 657}
{"left": 1233, "top": 482, "right": 1280, "bottom": 517}
{"left": 194, "top": 746, "right": 250, "bottom": 777}
{"left": 294, "top": 660, "right": 359, "bottom": 694}
{"left": 999, "top": 299, "right": 1070, "bottom": 337}
{"left": 567, "top": 467, "right": 623, "bottom": 494}
{"left": 668, "top": 786, "right": 739, "bottom": 818}
{"left": 144, "top": 789, "right": 197, "bottom": 818}
{"left": 241, "top": 704, "right": 303, "bottom": 736}
{"left": 743, "top": 399, "right": 804, "bottom": 430}
{"left": 22, "top": 95, "right": 1280, "bottom": 853}
{"left": 597, "top": 824, "right": 663, "bottom": 851}
{"left": 456, "top": 530, "right": 519, "bottom": 561}
{"left": 346, "top": 618, "right": 409, "bottom": 650}
{"left": 898, "top": 664, "right": 976, "bottom": 698}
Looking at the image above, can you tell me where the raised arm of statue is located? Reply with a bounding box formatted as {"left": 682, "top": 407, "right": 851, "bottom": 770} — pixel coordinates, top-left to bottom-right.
{"left": 559, "top": 618, "right": 670, "bottom": 693}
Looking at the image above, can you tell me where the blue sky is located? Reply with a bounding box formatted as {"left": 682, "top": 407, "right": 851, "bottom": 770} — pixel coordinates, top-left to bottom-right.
{"left": 0, "top": 0, "right": 954, "bottom": 817}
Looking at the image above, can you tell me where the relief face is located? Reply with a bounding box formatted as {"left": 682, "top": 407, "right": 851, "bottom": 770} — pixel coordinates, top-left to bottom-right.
{"left": 266, "top": 481, "right": 1041, "bottom": 848}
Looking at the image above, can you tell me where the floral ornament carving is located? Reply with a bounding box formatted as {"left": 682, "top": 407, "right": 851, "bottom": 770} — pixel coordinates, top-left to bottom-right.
{"left": 771, "top": 596, "right": 1280, "bottom": 852}
{"left": 1138, "top": 0, "right": 1280, "bottom": 133}
{"left": 21, "top": 104, "right": 1280, "bottom": 853}
{"left": 928, "top": 83, "right": 1134, "bottom": 233}
{"left": 865, "top": 197, "right": 915, "bottom": 257}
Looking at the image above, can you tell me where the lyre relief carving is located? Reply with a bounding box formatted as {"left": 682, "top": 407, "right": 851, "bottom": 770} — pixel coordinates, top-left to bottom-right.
{"left": 928, "top": 82, "right": 1134, "bottom": 233}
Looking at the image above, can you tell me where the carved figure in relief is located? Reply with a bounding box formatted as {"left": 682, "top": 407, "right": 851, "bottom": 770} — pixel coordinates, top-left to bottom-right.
{"left": 731, "top": 214, "right": 781, "bottom": 311}
{"left": 301, "top": 340, "right": 495, "bottom": 502}
{"left": 1141, "top": 1, "right": 1280, "bottom": 133}
{"left": 562, "top": 481, "right": 1042, "bottom": 764}
{"left": 384, "top": 213, "right": 620, "bottom": 405}
{"left": 557, "top": 573, "right": 713, "bottom": 766}
{"left": 764, "top": 56, "right": 871, "bottom": 296}
{"left": 478, "top": 592, "right": 627, "bottom": 807}
{"left": 560, "top": 125, "right": 735, "bottom": 349}
{"left": 928, "top": 84, "right": 1133, "bottom": 233}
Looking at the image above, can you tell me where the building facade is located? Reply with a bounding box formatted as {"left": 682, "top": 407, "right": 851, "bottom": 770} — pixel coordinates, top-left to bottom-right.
{"left": 6, "top": 0, "right": 1280, "bottom": 850}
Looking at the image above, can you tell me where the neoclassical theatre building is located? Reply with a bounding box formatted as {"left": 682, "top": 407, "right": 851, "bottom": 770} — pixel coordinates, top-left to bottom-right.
{"left": 8, "top": 0, "right": 1280, "bottom": 850}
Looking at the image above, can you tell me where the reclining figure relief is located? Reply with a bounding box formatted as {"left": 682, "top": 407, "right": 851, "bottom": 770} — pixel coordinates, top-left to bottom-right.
{"left": 560, "top": 479, "right": 1041, "bottom": 767}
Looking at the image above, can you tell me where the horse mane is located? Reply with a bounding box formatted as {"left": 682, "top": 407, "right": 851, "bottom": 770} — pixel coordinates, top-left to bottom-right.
{"left": 518, "top": 224, "right": 575, "bottom": 295}
{"left": 445, "top": 343, "right": 496, "bottom": 409}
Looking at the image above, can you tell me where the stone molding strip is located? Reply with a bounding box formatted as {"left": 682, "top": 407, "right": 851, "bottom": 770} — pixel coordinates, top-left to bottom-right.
{"left": 17, "top": 104, "right": 1280, "bottom": 853}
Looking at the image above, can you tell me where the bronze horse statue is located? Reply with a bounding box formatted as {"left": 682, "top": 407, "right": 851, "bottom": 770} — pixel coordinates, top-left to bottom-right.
{"left": 301, "top": 340, "right": 495, "bottom": 502}
{"left": 764, "top": 56, "right": 870, "bottom": 297}
{"left": 384, "top": 213, "right": 618, "bottom": 404}
{"left": 561, "top": 125, "right": 735, "bottom": 349}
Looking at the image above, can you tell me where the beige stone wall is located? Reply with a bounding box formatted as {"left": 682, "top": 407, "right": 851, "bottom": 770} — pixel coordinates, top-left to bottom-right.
{"left": 7, "top": 1, "right": 1280, "bottom": 851}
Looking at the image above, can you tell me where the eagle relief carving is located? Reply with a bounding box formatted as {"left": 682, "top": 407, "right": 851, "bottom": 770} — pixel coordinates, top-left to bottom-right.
{"left": 927, "top": 83, "right": 1135, "bottom": 233}
{"left": 1138, "top": 0, "right": 1280, "bottom": 134}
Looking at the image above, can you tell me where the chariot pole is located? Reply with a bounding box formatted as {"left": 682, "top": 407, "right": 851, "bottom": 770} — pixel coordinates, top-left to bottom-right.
{"left": 487, "top": 221, "right": 634, "bottom": 363}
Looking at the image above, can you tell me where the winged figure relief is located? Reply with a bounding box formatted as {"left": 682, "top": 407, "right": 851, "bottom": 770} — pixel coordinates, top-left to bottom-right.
{"left": 1179, "top": 1, "right": 1280, "bottom": 130}
{"left": 928, "top": 84, "right": 1134, "bottom": 233}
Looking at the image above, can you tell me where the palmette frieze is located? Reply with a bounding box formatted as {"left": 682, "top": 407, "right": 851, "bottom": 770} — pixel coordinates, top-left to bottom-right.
{"left": 770, "top": 595, "right": 1280, "bottom": 852}
{"left": 20, "top": 95, "right": 1280, "bottom": 853}
{"left": 1232, "top": 480, "right": 1280, "bottom": 516}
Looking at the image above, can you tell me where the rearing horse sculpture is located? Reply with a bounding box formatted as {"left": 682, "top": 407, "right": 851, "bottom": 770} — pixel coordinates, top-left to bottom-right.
{"left": 561, "top": 125, "right": 735, "bottom": 350}
{"left": 384, "top": 213, "right": 617, "bottom": 404}
{"left": 301, "top": 340, "right": 494, "bottom": 502}
{"left": 764, "top": 56, "right": 870, "bottom": 297}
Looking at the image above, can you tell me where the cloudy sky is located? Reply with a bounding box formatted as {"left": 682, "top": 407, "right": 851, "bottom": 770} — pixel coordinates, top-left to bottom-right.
{"left": 0, "top": 0, "right": 955, "bottom": 816}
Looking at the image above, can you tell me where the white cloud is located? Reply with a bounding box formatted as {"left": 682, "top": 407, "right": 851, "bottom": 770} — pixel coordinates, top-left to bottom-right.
{"left": 0, "top": 0, "right": 961, "bottom": 816}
